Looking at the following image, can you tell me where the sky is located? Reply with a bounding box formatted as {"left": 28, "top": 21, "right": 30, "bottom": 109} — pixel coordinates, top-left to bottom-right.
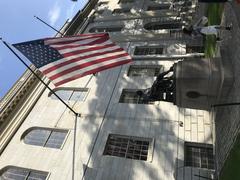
{"left": 0, "top": 0, "right": 88, "bottom": 99}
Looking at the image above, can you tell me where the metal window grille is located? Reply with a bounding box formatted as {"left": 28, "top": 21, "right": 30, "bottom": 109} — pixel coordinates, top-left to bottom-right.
{"left": 89, "top": 27, "right": 123, "bottom": 33}
{"left": 186, "top": 45, "right": 204, "bottom": 53}
{"left": 119, "top": 89, "right": 153, "bottom": 104}
{"left": 50, "top": 88, "right": 88, "bottom": 101}
{"left": 147, "top": 5, "right": 171, "bottom": 11}
{"left": 24, "top": 128, "right": 68, "bottom": 149}
{"left": 127, "top": 65, "right": 162, "bottom": 77}
{"left": 185, "top": 142, "right": 214, "bottom": 169}
{"left": 0, "top": 166, "right": 48, "bottom": 180}
{"left": 112, "top": 8, "right": 131, "bottom": 14}
{"left": 94, "top": 10, "right": 104, "bottom": 15}
{"left": 134, "top": 46, "right": 163, "bottom": 55}
{"left": 97, "top": 1, "right": 108, "bottom": 7}
{"left": 103, "top": 134, "right": 153, "bottom": 161}
{"left": 144, "top": 22, "right": 182, "bottom": 30}
{"left": 118, "top": 0, "right": 134, "bottom": 4}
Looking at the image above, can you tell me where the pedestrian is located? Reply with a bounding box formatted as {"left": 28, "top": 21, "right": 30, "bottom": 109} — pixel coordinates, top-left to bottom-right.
{"left": 183, "top": 24, "right": 232, "bottom": 40}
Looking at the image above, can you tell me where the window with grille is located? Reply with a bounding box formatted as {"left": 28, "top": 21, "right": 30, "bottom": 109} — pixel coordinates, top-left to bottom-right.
{"left": 89, "top": 26, "right": 123, "bottom": 33}
{"left": 112, "top": 8, "right": 131, "bottom": 14}
{"left": 144, "top": 22, "right": 182, "bottom": 30}
{"left": 97, "top": 1, "right": 108, "bottom": 7}
{"left": 127, "top": 65, "right": 162, "bottom": 77}
{"left": 23, "top": 128, "right": 68, "bottom": 149}
{"left": 185, "top": 142, "right": 214, "bottom": 169}
{"left": 49, "top": 88, "right": 88, "bottom": 101}
{"left": 186, "top": 45, "right": 204, "bottom": 53}
{"left": 134, "top": 46, "right": 163, "bottom": 55}
{"left": 103, "top": 134, "right": 154, "bottom": 161}
{"left": 93, "top": 10, "right": 104, "bottom": 16}
{"left": 147, "top": 5, "right": 171, "bottom": 11}
{"left": 118, "top": 0, "right": 134, "bottom": 4}
{"left": 0, "top": 166, "right": 48, "bottom": 180}
{"left": 119, "top": 89, "right": 153, "bottom": 104}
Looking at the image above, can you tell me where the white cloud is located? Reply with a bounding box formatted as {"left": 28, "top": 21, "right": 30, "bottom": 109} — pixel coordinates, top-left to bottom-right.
{"left": 48, "top": 2, "right": 61, "bottom": 26}
{"left": 0, "top": 57, "right": 3, "bottom": 70}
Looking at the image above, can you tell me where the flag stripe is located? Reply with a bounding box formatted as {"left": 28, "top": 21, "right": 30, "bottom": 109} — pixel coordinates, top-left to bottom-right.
{"left": 62, "top": 44, "right": 122, "bottom": 58}
{"left": 54, "top": 59, "right": 131, "bottom": 86}
{"left": 56, "top": 40, "right": 113, "bottom": 54}
{"left": 48, "top": 53, "right": 130, "bottom": 80}
{"left": 51, "top": 57, "right": 131, "bottom": 84}
{"left": 46, "top": 36, "right": 103, "bottom": 46}
{"left": 45, "top": 33, "right": 107, "bottom": 45}
{"left": 48, "top": 37, "right": 103, "bottom": 49}
{"left": 50, "top": 55, "right": 131, "bottom": 83}
{"left": 50, "top": 39, "right": 111, "bottom": 49}
{"left": 13, "top": 33, "right": 132, "bottom": 86}
{"left": 41, "top": 47, "right": 124, "bottom": 74}
{"left": 40, "top": 43, "right": 120, "bottom": 72}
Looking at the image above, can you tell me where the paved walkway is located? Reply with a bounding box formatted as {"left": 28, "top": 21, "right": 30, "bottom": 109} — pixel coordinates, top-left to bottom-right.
{"left": 213, "top": 1, "right": 240, "bottom": 174}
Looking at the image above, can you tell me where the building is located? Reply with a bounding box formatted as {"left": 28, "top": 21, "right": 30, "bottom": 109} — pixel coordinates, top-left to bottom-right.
{"left": 0, "top": 0, "right": 217, "bottom": 179}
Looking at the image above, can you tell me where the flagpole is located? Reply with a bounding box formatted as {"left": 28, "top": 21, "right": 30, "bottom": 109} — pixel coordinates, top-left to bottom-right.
{"left": 0, "top": 38, "right": 79, "bottom": 117}
{"left": 32, "top": 16, "right": 84, "bottom": 180}
{"left": 34, "top": 15, "right": 64, "bottom": 36}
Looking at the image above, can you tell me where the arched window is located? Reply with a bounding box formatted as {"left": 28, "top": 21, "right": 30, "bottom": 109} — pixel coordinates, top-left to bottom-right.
{"left": 22, "top": 127, "right": 68, "bottom": 149}
{"left": 112, "top": 8, "right": 131, "bottom": 14}
{"left": 89, "top": 26, "right": 123, "bottom": 33}
{"left": 144, "top": 22, "right": 182, "bottom": 30}
{"left": 0, "top": 166, "right": 49, "bottom": 180}
{"left": 147, "top": 5, "right": 171, "bottom": 11}
{"left": 118, "top": 0, "right": 134, "bottom": 4}
{"left": 97, "top": 1, "right": 108, "bottom": 7}
{"left": 49, "top": 87, "right": 89, "bottom": 101}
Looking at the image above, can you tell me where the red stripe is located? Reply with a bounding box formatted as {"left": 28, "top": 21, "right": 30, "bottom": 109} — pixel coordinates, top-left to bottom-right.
{"left": 61, "top": 43, "right": 120, "bottom": 58}
{"left": 45, "top": 33, "right": 107, "bottom": 40}
{"left": 83, "top": 36, "right": 110, "bottom": 46}
{"left": 49, "top": 53, "right": 130, "bottom": 80}
{"left": 43, "top": 47, "right": 124, "bottom": 74}
{"left": 55, "top": 38, "right": 112, "bottom": 51}
{"left": 47, "top": 34, "right": 107, "bottom": 46}
{"left": 46, "top": 33, "right": 108, "bottom": 45}
{"left": 54, "top": 59, "right": 132, "bottom": 86}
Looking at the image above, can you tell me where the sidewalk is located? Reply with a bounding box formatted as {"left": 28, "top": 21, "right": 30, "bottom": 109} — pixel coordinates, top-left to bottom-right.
{"left": 213, "top": 1, "right": 240, "bottom": 174}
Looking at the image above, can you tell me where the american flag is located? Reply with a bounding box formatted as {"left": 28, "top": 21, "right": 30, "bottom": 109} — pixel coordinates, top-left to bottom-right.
{"left": 13, "top": 33, "right": 132, "bottom": 86}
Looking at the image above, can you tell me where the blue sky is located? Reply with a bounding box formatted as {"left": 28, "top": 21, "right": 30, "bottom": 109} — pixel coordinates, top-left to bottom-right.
{"left": 0, "top": 0, "right": 87, "bottom": 99}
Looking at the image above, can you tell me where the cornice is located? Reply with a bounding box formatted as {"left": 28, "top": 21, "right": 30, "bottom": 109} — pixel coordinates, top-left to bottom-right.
{"left": 0, "top": 66, "right": 42, "bottom": 123}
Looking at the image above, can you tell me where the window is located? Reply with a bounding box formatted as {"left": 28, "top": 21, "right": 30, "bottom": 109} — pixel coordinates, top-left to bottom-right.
{"left": 185, "top": 142, "right": 214, "bottom": 169}
{"left": 0, "top": 166, "right": 48, "bottom": 180}
{"left": 118, "top": 0, "right": 134, "bottom": 4}
{"left": 186, "top": 45, "right": 204, "bottom": 53}
{"left": 89, "top": 26, "right": 123, "bottom": 33}
{"left": 147, "top": 5, "right": 171, "bottom": 11}
{"left": 49, "top": 88, "right": 88, "bottom": 101}
{"left": 103, "top": 134, "right": 154, "bottom": 161}
{"left": 23, "top": 128, "right": 68, "bottom": 149}
{"left": 93, "top": 10, "right": 104, "bottom": 16}
{"left": 112, "top": 8, "right": 131, "bottom": 14}
{"left": 127, "top": 65, "right": 162, "bottom": 77}
{"left": 144, "top": 22, "right": 182, "bottom": 30}
{"left": 119, "top": 89, "right": 153, "bottom": 104}
{"left": 97, "top": 1, "right": 108, "bottom": 7}
{"left": 134, "top": 46, "right": 163, "bottom": 55}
